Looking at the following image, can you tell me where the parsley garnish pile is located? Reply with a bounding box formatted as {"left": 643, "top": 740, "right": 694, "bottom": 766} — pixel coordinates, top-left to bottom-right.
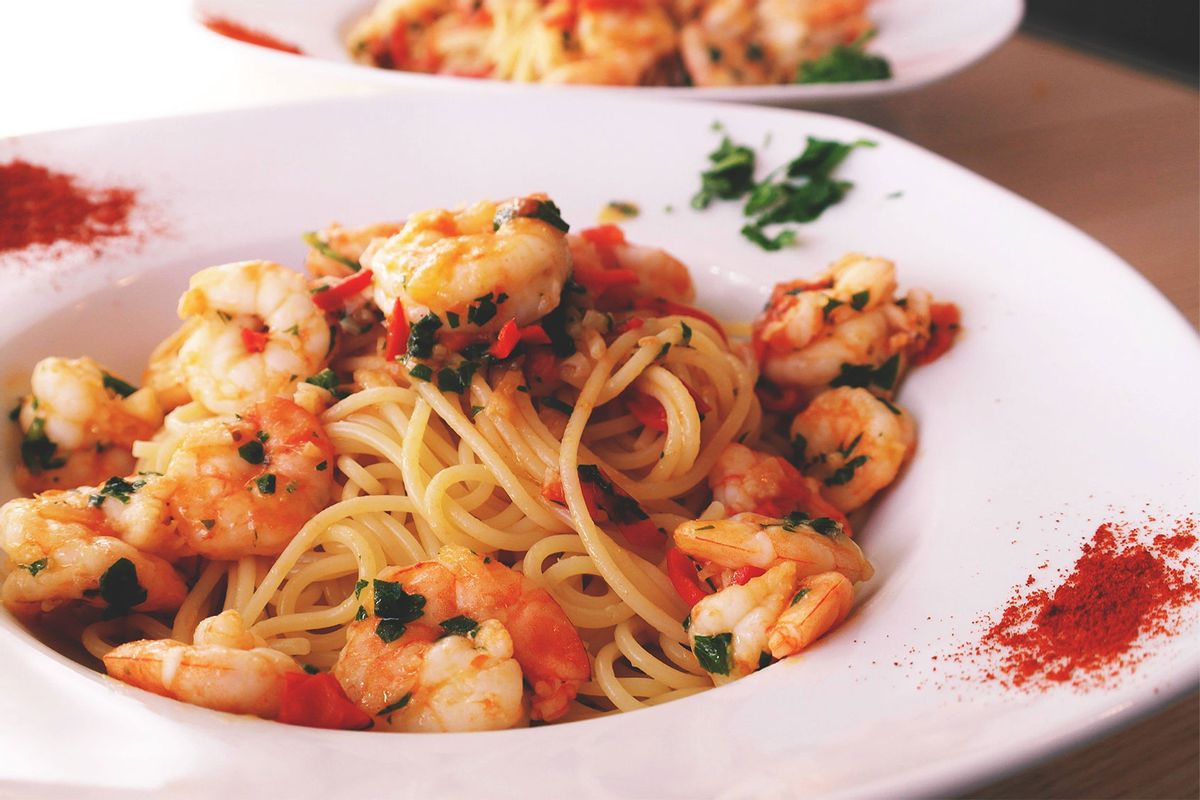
{"left": 692, "top": 129, "right": 875, "bottom": 251}
{"left": 796, "top": 33, "right": 892, "bottom": 84}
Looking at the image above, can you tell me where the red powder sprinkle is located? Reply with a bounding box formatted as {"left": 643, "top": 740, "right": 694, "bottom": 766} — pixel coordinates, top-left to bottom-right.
{"left": 202, "top": 17, "right": 304, "bottom": 55}
{"left": 969, "top": 517, "right": 1198, "bottom": 690}
{"left": 1, "top": 160, "right": 138, "bottom": 254}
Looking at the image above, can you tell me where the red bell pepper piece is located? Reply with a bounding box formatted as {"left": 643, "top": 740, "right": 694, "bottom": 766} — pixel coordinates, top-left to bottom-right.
{"left": 490, "top": 318, "right": 521, "bottom": 359}
{"left": 240, "top": 327, "right": 269, "bottom": 354}
{"left": 666, "top": 548, "right": 710, "bottom": 606}
{"left": 276, "top": 672, "right": 372, "bottom": 730}
{"left": 311, "top": 269, "right": 373, "bottom": 312}
{"left": 384, "top": 297, "right": 409, "bottom": 361}
{"left": 579, "top": 224, "right": 627, "bottom": 248}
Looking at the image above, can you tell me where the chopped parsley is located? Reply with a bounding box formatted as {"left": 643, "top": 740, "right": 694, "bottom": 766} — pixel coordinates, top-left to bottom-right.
{"left": 604, "top": 201, "right": 640, "bottom": 219}
{"left": 542, "top": 397, "right": 575, "bottom": 416}
{"left": 101, "top": 372, "right": 138, "bottom": 398}
{"left": 354, "top": 579, "right": 369, "bottom": 598}
{"left": 377, "top": 693, "right": 412, "bottom": 716}
{"left": 493, "top": 198, "right": 570, "bottom": 233}
{"left": 407, "top": 313, "right": 443, "bottom": 358}
{"left": 200, "top": 519, "right": 216, "bottom": 530}
{"left": 758, "top": 650, "right": 774, "bottom": 669}
{"left": 822, "top": 297, "right": 845, "bottom": 320}
{"left": 438, "top": 615, "right": 479, "bottom": 638}
{"left": 237, "top": 439, "right": 266, "bottom": 465}
{"left": 372, "top": 579, "right": 426, "bottom": 643}
{"left": 693, "top": 632, "right": 734, "bottom": 675}
{"left": 20, "top": 417, "right": 65, "bottom": 473}
{"left": 88, "top": 476, "right": 146, "bottom": 507}
{"left": 810, "top": 517, "right": 842, "bottom": 537}
{"left": 739, "top": 225, "right": 796, "bottom": 252}
{"left": 470, "top": 405, "right": 485, "bottom": 418}
{"left": 304, "top": 368, "right": 339, "bottom": 392}
{"left": 302, "top": 663, "right": 320, "bottom": 675}
{"left": 692, "top": 136, "right": 757, "bottom": 210}
{"left": 791, "top": 588, "right": 812, "bottom": 606}
{"left": 437, "top": 367, "right": 466, "bottom": 394}
{"left": 255, "top": 474, "right": 277, "bottom": 494}
{"left": 446, "top": 311, "right": 460, "bottom": 328}
{"left": 682, "top": 613, "right": 691, "bottom": 631}
{"left": 746, "top": 42, "right": 764, "bottom": 61}
{"left": 355, "top": 605, "right": 367, "bottom": 621}
{"left": 408, "top": 364, "right": 433, "bottom": 382}
{"left": 316, "top": 461, "right": 328, "bottom": 471}
{"left": 18, "top": 558, "right": 48, "bottom": 576}
{"left": 796, "top": 33, "right": 892, "bottom": 84}
{"left": 467, "top": 292, "right": 501, "bottom": 327}
{"left": 850, "top": 290, "right": 870, "bottom": 311}
{"left": 578, "top": 464, "right": 650, "bottom": 526}
{"left": 830, "top": 353, "right": 900, "bottom": 391}
{"left": 680, "top": 321, "right": 693, "bottom": 346}
{"left": 825, "top": 455, "right": 869, "bottom": 487}
{"left": 656, "top": 342, "right": 671, "bottom": 359}
{"left": 302, "top": 231, "right": 360, "bottom": 271}
{"left": 98, "top": 558, "right": 147, "bottom": 616}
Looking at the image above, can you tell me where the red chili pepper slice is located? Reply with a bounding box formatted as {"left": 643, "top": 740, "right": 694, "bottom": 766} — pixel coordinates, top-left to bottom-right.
{"left": 666, "top": 548, "right": 710, "bottom": 606}
{"left": 613, "top": 316, "right": 645, "bottom": 335}
{"left": 311, "top": 269, "right": 373, "bottom": 312}
{"left": 579, "top": 224, "right": 627, "bottom": 248}
{"left": 490, "top": 318, "right": 521, "bottom": 359}
{"left": 240, "top": 327, "right": 269, "bottom": 354}
{"left": 626, "top": 392, "right": 668, "bottom": 432}
{"left": 542, "top": 478, "right": 603, "bottom": 517}
{"left": 277, "top": 672, "right": 372, "bottom": 730}
{"left": 519, "top": 324, "right": 551, "bottom": 346}
{"left": 543, "top": 468, "right": 663, "bottom": 547}
{"left": 728, "top": 565, "right": 766, "bottom": 586}
{"left": 913, "top": 302, "right": 962, "bottom": 365}
{"left": 383, "top": 297, "right": 409, "bottom": 361}
{"left": 620, "top": 517, "right": 664, "bottom": 548}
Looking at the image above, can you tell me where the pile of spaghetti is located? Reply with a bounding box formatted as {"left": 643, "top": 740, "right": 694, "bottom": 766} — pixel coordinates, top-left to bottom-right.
{"left": 0, "top": 194, "right": 957, "bottom": 731}
{"left": 346, "top": 0, "right": 885, "bottom": 87}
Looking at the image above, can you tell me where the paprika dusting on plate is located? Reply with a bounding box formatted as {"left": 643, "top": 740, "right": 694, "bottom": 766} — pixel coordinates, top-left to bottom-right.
{"left": 202, "top": 17, "right": 304, "bottom": 55}
{"left": 969, "top": 516, "right": 1198, "bottom": 690}
{"left": 1, "top": 160, "right": 139, "bottom": 255}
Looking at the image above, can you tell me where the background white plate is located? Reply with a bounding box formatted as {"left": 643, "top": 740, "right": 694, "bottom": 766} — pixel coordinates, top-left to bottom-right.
{"left": 191, "top": 0, "right": 1023, "bottom": 104}
{"left": 0, "top": 92, "right": 1197, "bottom": 799}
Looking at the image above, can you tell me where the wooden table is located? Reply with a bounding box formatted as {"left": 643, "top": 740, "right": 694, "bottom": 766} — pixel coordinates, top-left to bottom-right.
{"left": 2, "top": 7, "right": 1197, "bottom": 795}
{"left": 823, "top": 35, "right": 1199, "bottom": 800}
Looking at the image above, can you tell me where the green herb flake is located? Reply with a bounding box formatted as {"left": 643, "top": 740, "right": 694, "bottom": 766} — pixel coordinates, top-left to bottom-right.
{"left": 255, "top": 474, "right": 277, "bottom": 494}
{"left": 305, "top": 368, "right": 339, "bottom": 391}
{"left": 470, "top": 405, "right": 485, "bottom": 419}
{"left": 758, "top": 650, "right": 774, "bottom": 669}
{"left": 682, "top": 613, "right": 691, "bottom": 631}
{"left": 98, "top": 558, "right": 147, "bottom": 616}
{"left": 302, "top": 663, "right": 320, "bottom": 675}
{"left": 693, "top": 632, "right": 734, "bottom": 675}
{"left": 18, "top": 558, "right": 48, "bottom": 577}
{"left": 605, "top": 201, "right": 640, "bottom": 218}
{"left": 680, "top": 321, "right": 693, "bottom": 346}
{"left": 88, "top": 476, "right": 146, "bottom": 507}
{"left": 740, "top": 224, "right": 797, "bottom": 252}
{"left": 377, "top": 693, "right": 412, "bottom": 716}
{"left": 467, "top": 292, "right": 499, "bottom": 327}
{"left": 825, "top": 454, "right": 869, "bottom": 487}
{"left": 780, "top": 511, "right": 810, "bottom": 532}
{"left": 791, "top": 588, "right": 812, "bottom": 606}
{"left": 355, "top": 605, "right": 367, "bottom": 621}
{"left": 237, "top": 439, "right": 265, "bottom": 465}
{"left": 437, "top": 367, "right": 466, "bottom": 394}
{"left": 407, "top": 313, "right": 443, "bottom": 359}
{"left": 200, "top": 519, "right": 216, "bottom": 530}
{"left": 101, "top": 372, "right": 138, "bottom": 398}
{"left": 303, "top": 232, "right": 361, "bottom": 271}
{"left": 542, "top": 397, "right": 574, "bottom": 416}
{"left": 285, "top": 481, "right": 297, "bottom": 494}
{"left": 796, "top": 33, "right": 892, "bottom": 84}
{"left": 850, "top": 290, "right": 870, "bottom": 311}
{"left": 438, "top": 615, "right": 480, "bottom": 638}
{"left": 375, "top": 619, "right": 406, "bottom": 642}
{"left": 316, "top": 461, "right": 328, "bottom": 471}
{"left": 692, "top": 136, "right": 757, "bottom": 210}
{"left": 354, "top": 579, "right": 369, "bottom": 598}
{"left": 446, "top": 311, "right": 460, "bottom": 329}
{"left": 656, "top": 342, "right": 671, "bottom": 359}
{"left": 746, "top": 42, "right": 764, "bottom": 61}
{"left": 20, "top": 417, "right": 66, "bottom": 473}
{"left": 823, "top": 297, "right": 844, "bottom": 319}
{"left": 493, "top": 198, "right": 570, "bottom": 233}
{"left": 372, "top": 579, "right": 426, "bottom": 642}
{"left": 408, "top": 364, "right": 433, "bottom": 382}
{"left": 695, "top": 524, "right": 716, "bottom": 531}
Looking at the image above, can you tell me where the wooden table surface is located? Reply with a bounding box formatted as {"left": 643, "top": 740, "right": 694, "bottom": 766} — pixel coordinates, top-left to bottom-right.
{"left": 2, "top": 8, "right": 1197, "bottom": 796}
{"left": 823, "top": 35, "right": 1200, "bottom": 800}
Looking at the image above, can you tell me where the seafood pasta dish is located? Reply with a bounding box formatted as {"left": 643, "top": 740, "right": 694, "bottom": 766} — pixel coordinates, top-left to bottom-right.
{"left": 346, "top": 0, "right": 887, "bottom": 87}
{"left": 1, "top": 194, "right": 958, "bottom": 731}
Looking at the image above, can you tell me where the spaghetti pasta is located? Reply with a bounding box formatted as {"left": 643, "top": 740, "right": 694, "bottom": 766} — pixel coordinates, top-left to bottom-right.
{"left": 0, "top": 197, "right": 957, "bottom": 731}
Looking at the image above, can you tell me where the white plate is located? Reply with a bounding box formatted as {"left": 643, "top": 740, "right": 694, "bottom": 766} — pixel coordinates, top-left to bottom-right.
{"left": 190, "top": 0, "right": 1023, "bottom": 104}
{"left": 1, "top": 92, "right": 1197, "bottom": 799}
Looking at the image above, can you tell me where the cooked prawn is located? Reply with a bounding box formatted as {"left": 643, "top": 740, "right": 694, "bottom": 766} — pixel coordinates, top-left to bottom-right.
{"left": 304, "top": 221, "right": 404, "bottom": 278}
{"left": 674, "top": 511, "right": 873, "bottom": 583}
{"left": 567, "top": 229, "right": 696, "bottom": 304}
{"left": 163, "top": 397, "right": 336, "bottom": 559}
{"left": 334, "top": 545, "right": 590, "bottom": 724}
{"left": 143, "top": 320, "right": 198, "bottom": 412}
{"left": 335, "top": 616, "right": 526, "bottom": 732}
{"left": 172, "top": 260, "right": 332, "bottom": 415}
{"left": 0, "top": 490, "right": 186, "bottom": 618}
{"left": 543, "top": 2, "right": 677, "bottom": 85}
{"left": 362, "top": 194, "right": 572, "bottom": 334}
{"left": 688, "top": 562, "right": 854, "bottom": 683}
{"left": 753, "top": 254, "right": 930, "bottom": 396}
{"left": 13, "top": 356, "right": 163, "bottom": 494}
{"left": 790, "top": 386, "right": 915, "bottom": 513}
{"left": 709, "top": 443, "right": 850, "bottom": 533}
{"left": 102, "top": 610, "right": 302, "bottom": 719}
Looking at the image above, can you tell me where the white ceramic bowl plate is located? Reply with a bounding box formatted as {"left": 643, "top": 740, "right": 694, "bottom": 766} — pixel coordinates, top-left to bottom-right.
{"left": 0, "top": 93, "right": 1196, "bottom": 799}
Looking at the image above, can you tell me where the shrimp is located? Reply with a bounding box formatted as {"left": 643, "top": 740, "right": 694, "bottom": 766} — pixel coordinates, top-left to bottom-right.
{"left": 688, "top": 562, "right": 854, "bottom": 683}
{"left": 678, "top": 0, "right": 771, "bottom": 88}
{"left": 709, "top": 443, "right": 850, "bottom": 533}
{"left": 13, "top": 357, "right": 163, "bottom": 495}
{"left": 674, "top": 511, "right": 873, "bottom": 584}
{"left": 0, "top": 491, "right": 186, "bottom": 618}
{"left": 335, "top": 617, "right": 526, "bottom": 732}
{"left": 753, "top": 254, "right": 930, "bottom": 397}
{"left": 163, "top": 397, "right": 336, "bottom": 559}
{"left": 304, "top": 221, "right": 404, "bottom": 278}
{"left": 543, "top": 2, "right": 677, "bottom": 85}
{"left": 790, "top": 386, "right": 915, "bottom": 513}
{"left": 103, "top": 610, "right": 302, "bottom": 719}
{"left": 334, "top": 545, "right": 590, "bottom": 724}
{"left": 171, "top": 260, "right": 332, "bottom": 415}
{"left": 757, "top": 0, "right": 872, "bottom": 78}
{"left": 567, "top": 229, "right": 696, "bottom": 305}
{"left": 143, "top": 320, "right": 198, "bottom": 412}
{"left": 362, "top": 195, "right": 573, "bottom": 333}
